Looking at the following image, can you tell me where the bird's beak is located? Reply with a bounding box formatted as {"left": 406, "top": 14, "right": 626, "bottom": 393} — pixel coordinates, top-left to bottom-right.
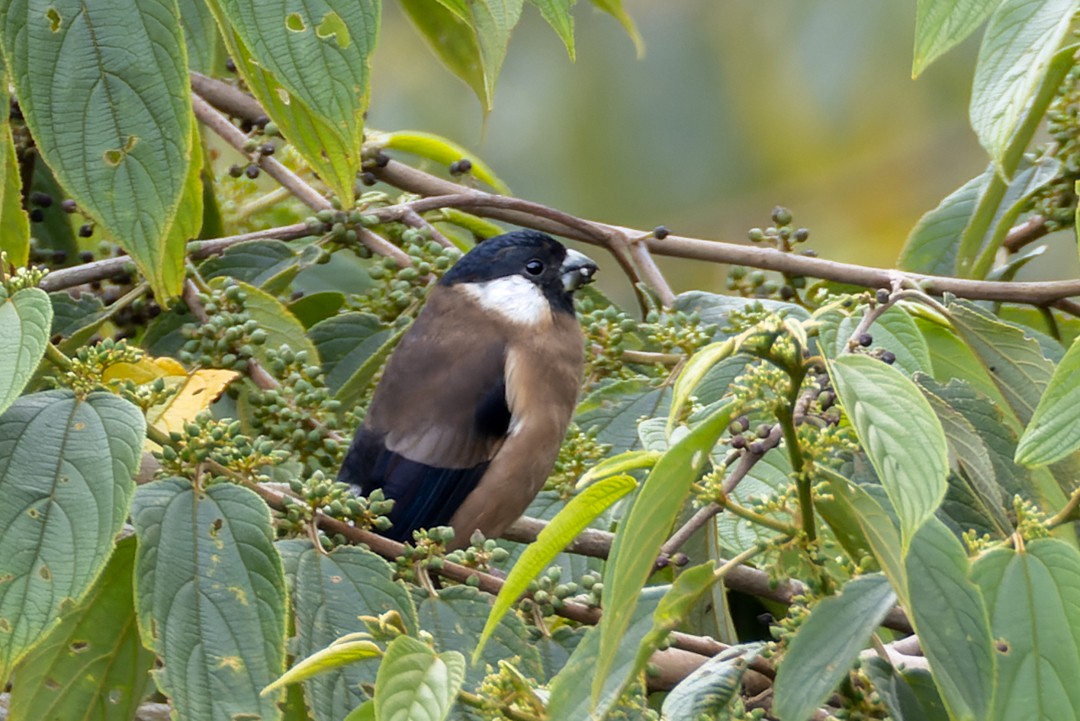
{"left": 561, "top": 249, "right": 598, "bottom": 292}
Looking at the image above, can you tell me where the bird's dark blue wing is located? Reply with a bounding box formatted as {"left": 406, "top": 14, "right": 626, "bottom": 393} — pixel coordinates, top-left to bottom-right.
{"left": 339, "top": 427, "right": 491, "bottom": 542}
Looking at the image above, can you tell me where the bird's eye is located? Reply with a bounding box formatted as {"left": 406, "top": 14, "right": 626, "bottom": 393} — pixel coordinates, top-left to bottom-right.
{"left": 525, "top": 259, "right": 544, "bottom": 276}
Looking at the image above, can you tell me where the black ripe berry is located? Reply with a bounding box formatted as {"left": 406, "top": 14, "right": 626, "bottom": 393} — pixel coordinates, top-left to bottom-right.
{"left": 30, "top": 191, "right": 53, "bottom": 207}
{"left": 875, "top": 288, "right": 890, "bottom": 304}
{"left": 653, "top": 225, "right": 670, "bottom": 240}
{"left": 881, "top": 351, "right": 897, "bottom": 365}
{"left": 78, "top": 223, "right": 94, "bottom": 238}
{"left": 28, "top": 208, "right": 44, "bottom": 223}
{"left": 78, "top": 250, "right": 94, "bottom": 264}
{"left": 245, "top": 164, "right": 260, "bottom": 179}
{"left": 228, "top": 164, "right": 244, "bottom": 178}
{"left": 61, "top": 198, "right": 77, "bottom": 213}
{"left": 857, "top": 332, "right": 873, "bottom": 347}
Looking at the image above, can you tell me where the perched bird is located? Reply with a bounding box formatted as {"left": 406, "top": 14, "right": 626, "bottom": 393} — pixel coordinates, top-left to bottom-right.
{"left": 339, "top": 230, "right": 598, "bottom": 548}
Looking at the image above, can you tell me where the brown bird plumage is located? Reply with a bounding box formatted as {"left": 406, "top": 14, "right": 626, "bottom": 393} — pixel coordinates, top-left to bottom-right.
{"left": 339, "top": 230, "right": 597, "bottom": 548}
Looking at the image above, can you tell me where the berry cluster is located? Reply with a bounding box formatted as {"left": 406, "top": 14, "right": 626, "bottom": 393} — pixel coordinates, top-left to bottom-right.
{"left": 447, "top": 533, "right": 510, "bottom": 571}
{"left": 352, "top": 230, "right": 461, "bottom": 322}
{"left": 277, "top": 473, "right": 393, "bottom": 546}
{"left": 179, "top": 281, "right": 268, "bottom": 371}
{"left": 245, "top": 346, "right": 344, "bottom": 471}
{"left": 156, "top": 411, "right": 283, "bottom": 480}
{"left": 546, "top": 424, "right": 611, "bottom": 499}
{"left": 1030, "top": 64, "right": 1080, "bottom": 231}
{"left": 727, "top": 207, "right": 812, "bottom": 301}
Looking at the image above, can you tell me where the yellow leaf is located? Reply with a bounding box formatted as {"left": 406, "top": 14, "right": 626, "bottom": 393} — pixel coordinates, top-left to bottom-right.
{"left": 147, "top": 369, "right": 240, "bottom": 440}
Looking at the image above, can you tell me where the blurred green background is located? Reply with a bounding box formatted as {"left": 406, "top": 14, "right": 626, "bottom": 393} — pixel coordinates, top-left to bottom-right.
{"left": 367, "top": 2, "right": 1073, "bottom": 300}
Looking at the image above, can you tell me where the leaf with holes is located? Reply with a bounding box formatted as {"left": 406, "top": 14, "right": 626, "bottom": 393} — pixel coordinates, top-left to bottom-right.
{"left": 0, "top": 288, "right": 52, "bottom": 416}
{"left": 830, "top": 354, "right": 948, "bottom": 543}
{"left": 8, "top": 536, "right": 154, "bottom": 721}
{"left": 0, "top": 0, "right": 192, "bottom": 299}
{"left": 973, "top": 539, "right": 1080, "bottom": 721}
{"left": 131, "top": 478, "right": 287, "bottom": 721}
{"left": 0, "top": 391, "right": 143, "bottom": 680}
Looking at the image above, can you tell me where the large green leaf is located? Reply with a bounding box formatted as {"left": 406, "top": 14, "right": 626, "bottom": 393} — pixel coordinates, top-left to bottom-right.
{"left": 816, "top": 305, "right": 931, "bottom": 377}
{"left": 972, "top": 539, "right": 1080, "bottom": 721}
{"left": 1016, "top": 335, "right": 1080, "bottom": 466}
{"left": 179, "top": 0, "right": 220, "bottom": 73}
{"left": 0, "top": 288, "right": 52, "bottom": 416}
{"left": 207, "top": 1, "right": 362, "bottom": 203}
{"left": 283, "top": 541, "right": 418, "bottom": 721}
{"left": 912, "top": 0, "right": 997, "bottom": 77}
{"left": 9, "top": 536, "right": 154, "bottom": 721}
{"left": 131, "top": 478, "right": 287, "bottom": 721}
{"left": 0, "top": 0, "right": 192, "bottom": 299}
{"left": 0, "top": 391, "right": 143, "bottom": 680}
{"left": 595, "top": 400, "right": 735, "bottom": 702}
{"left": 773, "top": 574, "right": 897, "bottom": 721}
{"left": 830, "top": 355, "right": 948, "bottom": 543}
{"left": 970, "top": 0, "right": 1076, "bottom": 168}
{"left": 373, "top": 635, "right": 465, "bottom": 721}
{"left": 905, "top": 517, "right": 995, "bottom": 721}
{"left": 576, "top": 378, "right": 671, "bottom": 453}
{"left": 475, "top": 474, "right": 635, "bottom": 661}
{"left": 308, "top": 312, "right": 396, "bottom": 391}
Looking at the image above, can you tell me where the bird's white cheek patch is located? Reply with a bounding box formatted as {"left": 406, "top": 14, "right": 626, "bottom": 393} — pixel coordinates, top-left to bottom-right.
{"left": 460, "top": 276, "right": 552, "bottom": 326}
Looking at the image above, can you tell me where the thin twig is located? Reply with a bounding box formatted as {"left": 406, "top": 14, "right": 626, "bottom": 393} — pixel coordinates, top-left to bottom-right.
{"left": 191, "top": 93, "right": 331, "bottom": 211}
{"left": 1003, "top": 214, "right": 1049, "bottom": 253}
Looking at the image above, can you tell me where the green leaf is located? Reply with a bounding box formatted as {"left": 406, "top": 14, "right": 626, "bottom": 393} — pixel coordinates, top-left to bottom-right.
{"left": 820, "top": 469, "right": 906, "bottom": 601}
{"left": 200, "top": 239, "right": 299, "bottom": 287}
{"left": 289, "top": 291, "right": 346, "bottom": 329}
{"left": 374, "top": 636, "right": 465, "bottom": 721}
{"left": 970, "top": 0, "right": 1075, "bottom": 168}
{"left": 417, "top": 586, "right": 543, "bottom": 687}
{"left": 916, "top": 315, "right": 1011, "bottom": 412}
{"left": 576, "top": 378, "right": 671, "bottom": 453}
{"left": 661, "top": 644, "right": 764, "bottom": 721}
{"left": 530, "top": 0, "right": 576, "bottom": 59}
{"left": 948, "top": 299, "right": 1053, "bottom": 426}
{"left": 576, "top": 449, "right": 660, "bottom": 489}
{"left": 285, "top": 542, "right": 418, "bottom": 721}
{"left": 207, "top": 2, "right": 362, "bottom": 204}
{"left": 49, "top": 291, "right": 105, "bottom": 340}
{"left": 0, "top": 111, "right": 28, "bottom": 267}
{"left": 589, "top": 0, "right": 643, "bottom": 57}
{"left": 716, "top": 450, "right": 791, "bottom": 554}
{"left": 475, "top": 474, "right": 634, "bottom": 661}
{"left": 0, "top": 0, "right": 192, "bottom": 299}
{"left": 913, "top": 0, "right": 997, "bottom": 77}
{"left": 209, "top": 277, "right": 319, "bottom": 364}
{"left": 863, "top": 657, "right": 950, "bottom": 721}
{"left": 178, "top": 0, "right": 220, "bottom": 73}
{"left": 900, "top": 169, "right": 991, "bottom": 275}
{"left": 0, "top": 288, "right": 52, "bottom": 416}
{"left": 1016, "top": 334, "right": 1080, "bottom": 466}
{"left": 0, "top": 391, "right": 143, "bottom": 680}
{"left": 972, "top": 539, "right": 1080, "bottom": 721}
{"left": 263, "top": 638, "right": 382, "bottom": 696}
{"left": 669, "top": 337, "right": 737, "bottom": 431}
{"left": 774, "top": 574, "right": 897, "bottom": 721}
{"left": 308, "top": 312, "right": 396, "bottom": 392}
{"left": 595, "top": 400, "right": 735, "bottom": 702}
{"left": 345, "top": 700, "right": 376, "bottom": 721}
{"left": 816, "top": 305, "right": 932, "bottom": 377}
{"left": 628, "top": 562, "right": 723, "bottom": 693}
{"left": 131, "top": 478, "right": 287, "bottom": 721}
{"left": 830, "top": 354, "right": 948, "bottom": 543}
{"left": 921, "top": 384, "right": 1011, "bottom": 535}
{"left": 217, "top": 0, "right": 378, "bottom": 201}
{"left": 9, "top": 537, "right": 154, "bottom": 721}
{"left": 376, "top": 130, "right": 510, "bottom": 193}
{"left": 401, "top": 0, "right": 524, "bottom": 111}
{"left": 905, "top": 517, "right": 995, "bottom": 721}
{"left": 548, "top": 586, "right": 663, "bottom": 719}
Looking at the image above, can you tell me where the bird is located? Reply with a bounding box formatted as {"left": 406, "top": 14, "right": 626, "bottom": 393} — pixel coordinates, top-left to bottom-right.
{"left": 338, "top": 229, "right": 598, "bottom": 549}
